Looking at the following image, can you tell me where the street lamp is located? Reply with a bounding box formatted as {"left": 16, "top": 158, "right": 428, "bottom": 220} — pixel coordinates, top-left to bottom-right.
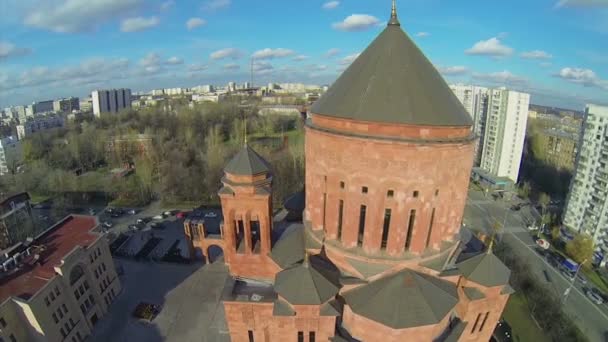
{"left": 562, "top": 258, "right": 588, "bottom": 304}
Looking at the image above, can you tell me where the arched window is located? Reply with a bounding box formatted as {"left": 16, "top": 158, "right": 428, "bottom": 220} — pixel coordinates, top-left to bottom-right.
{"left": 69, "top": 265, "right": 84, "bottom": 286}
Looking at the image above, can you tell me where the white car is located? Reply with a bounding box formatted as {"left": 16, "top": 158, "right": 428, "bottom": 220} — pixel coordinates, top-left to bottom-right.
{"left": 204, "top": 212, "right": 218, "bottom": 218}
{"left": 586, "top": 290, "right": 604, "bottom": 305}
{"left": 153, "top": 215, "right": 164, "bottom": 220}
{"left": 128, "top": 209, "right": 137, "bottom": 215}
{"left": 527, "top": 225, "right": 539, "bottom": 231}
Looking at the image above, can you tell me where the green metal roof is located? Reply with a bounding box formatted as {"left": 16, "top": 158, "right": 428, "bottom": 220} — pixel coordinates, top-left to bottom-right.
{"left": 457, "top": 252, "right": 511, "bottom": 287}
{"left": 320, "top": 299, "right": 342, "bottom": 316}
{"left": 224, "top": 145, "right": 271, "bottom": 176}
{"left": 273, "top": 299, "right": 295, "bottom": 316}
{"left": 310, "top": 16, "right": 472, "bottom": 127}
{"left": 274, "top": 257, "right": 341, "bottom": 305}
{"left": 343, "top": 269, "right": 458, "bottom": 329}
{"left": 270, "top": 227, "right": 305, "bottom": 269}
{"left": 463, "top": 287, "right": 486, "bottom": 301}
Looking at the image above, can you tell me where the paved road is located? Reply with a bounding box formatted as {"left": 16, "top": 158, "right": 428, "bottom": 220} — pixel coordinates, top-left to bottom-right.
{"left": 463, "top": 189, "right": 608, "bottom": 342}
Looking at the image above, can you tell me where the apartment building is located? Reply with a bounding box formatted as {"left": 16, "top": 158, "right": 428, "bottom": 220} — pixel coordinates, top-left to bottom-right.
{"left": 53, "top": 98, "right": 80, "bottom": 113}
{"left": 16, "top": 116, "right": 65, "bottom": 140}
{"left": 449, "top": 84, "right": 489, "bottom": 165}
{"left": 0, "top": 215, "right": 121, "bottom": 342}
{"left": 0, "top": 137, "right": 21, "bottom": 176}
{"left": 535, "top": 128, "right": 578, "bottom": 171}
{"left": 91, "top": 89, "right": 132, "bottom": 117}
{"left": 450, "top": 85, "right": 530, "bottom": 183}
{"left": 563, "top": 104, "right": 608, "bottom": 255}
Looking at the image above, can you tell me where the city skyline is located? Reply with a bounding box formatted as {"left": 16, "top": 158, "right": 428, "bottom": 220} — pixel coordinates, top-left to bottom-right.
{"left": 1, "top": 0, "right": 607, "bottom": 109}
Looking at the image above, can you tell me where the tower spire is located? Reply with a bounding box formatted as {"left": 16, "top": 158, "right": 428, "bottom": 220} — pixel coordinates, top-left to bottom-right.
{"left": 388, "top": 0, "right": 400, "bottom": 26}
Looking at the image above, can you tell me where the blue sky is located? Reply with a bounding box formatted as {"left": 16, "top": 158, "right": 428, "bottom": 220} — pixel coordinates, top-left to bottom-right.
{"left": 1, "top": 0, "right": 607, "bottom": 109}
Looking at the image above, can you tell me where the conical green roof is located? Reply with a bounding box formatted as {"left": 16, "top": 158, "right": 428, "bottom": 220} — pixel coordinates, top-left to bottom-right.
{"left": 456, "top": 252, "right": 511, "bottom": 287}
{"left": 224, "top": 145, "right": 271, "bottom": 176}
{"left": 311, "top": 17, "right": 472, "bottom": 127}
{"left": 274, "top": 257, "right": 341, "bottom": 305}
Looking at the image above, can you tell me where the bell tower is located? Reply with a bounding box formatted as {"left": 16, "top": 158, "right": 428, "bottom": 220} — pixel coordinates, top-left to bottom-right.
{"left": 218, "top": 145, "right": 279, "bottom": 279}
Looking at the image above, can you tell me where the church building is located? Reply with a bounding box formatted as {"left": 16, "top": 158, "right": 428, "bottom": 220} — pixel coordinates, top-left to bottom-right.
{"left": 184, "top": 2, "right": 512, "bottom": 341}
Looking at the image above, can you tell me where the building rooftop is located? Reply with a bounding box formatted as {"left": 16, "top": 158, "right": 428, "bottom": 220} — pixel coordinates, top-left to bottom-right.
{"left": 456, "top": 252, "right": 511, "bottom": 287}
{"left": 224, "top": 145, "right": 271, "bottom": 176}
{"left": 310, "top": 4, "right": 472, "bottom": 127}
{"left": 0, "top": 215, "right": 99, "bottom": 303}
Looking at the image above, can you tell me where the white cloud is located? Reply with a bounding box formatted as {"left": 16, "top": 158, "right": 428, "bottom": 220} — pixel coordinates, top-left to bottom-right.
{"left": 186, "top": 17, "right": 206, "bottom": 30}
{"left": 415, "top": 32, "right": 430, "bottom": 37}
{"left": 473, "top": 70, "right": 527, "bottom": 85}
{"left": 556, "top": 67, "right": 608, "bottom": 89}
{"left": 140, "top": 53, "right": 161, "bottom": 67}
{"left": 332, "top": 14, "right": 381, "bottom": 32}
{"left": 202, "top": 0, "right": 231, "bottom": 11}
{"left": 465, "top": 37, "right": 514, "bottom": 58}
{"left": 339, "top": 53, "right": 361, "bottom": 65}
{"left": 24, "top": 0, "right": 143, "bottom": 33}
{"left": 0, "top": 41, "right": 31, "bottom": 60}
{"left": 540, "top": 62, "right": 553, "bottom": 68}
{"left": 210, "top": 48, "right": 243, "bottom": 60}
{"left": 166, "top": 57, "right": 183, "bottom": 65}
{"left": 556, "top": 0, "right": 608, "bottom": 8}
{"left": 324, "top": 48, "right": 341, "bottom": 58}
{"left": 160, "top": 0, "right": 175, "bottom": 11}
{"left": 253, "top": 61, "right": 274, "bottom": 75}
{"left": 188, "top": 64, "right": 208, "bottom": 72}
{"left": 293, "top": 55, "right": 309, "bottom": 62}
{"left": 520, "top": 50, "right": 553, "bottom": 60}
{"left": 121, "top": 16, "right": 159, "bottom": 32}
{"left": 252, "top": 48, "right": 295, "bottom": 60}
{"left": 322, "top": 1, "right": 340, "bottom": 10}
{"left": 223, "top": 63, "right": 240, "bottom": 71}
{"left": 438, "top": 66, "right": 469, "bottom": 75}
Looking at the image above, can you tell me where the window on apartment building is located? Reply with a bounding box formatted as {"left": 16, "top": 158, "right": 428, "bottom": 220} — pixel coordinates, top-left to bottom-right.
{"left": 45, "top": 297, "right": 50, "bottom": 306}
{"left": 60, "top": 327, "right": 66, "bottom": 338}
{"left": 80, "top": 304, "right": 85, "bottom": 314}
{"left": 425, "top": 208, "right": 436, "bottom": 249}
{"left": 405, "top": 210, "right": 416, "bottom": 250}
{"left": 387, "top": 190, "right": 394, "bottom": 198}
{"left": 52, "top": 313, "right": 58, "bottom": 323}
{"left": 79, "top": 286, "right": 84, "bottom": 296}
{"left": 381, "top": 209, "right": 392, "bottom": 249}
{"left": 84, "top": 298, "right": 90, "bottom": 309}
{"left": 74, "top": 290, "right": 80, "bottom": 300}
{"left": 479, "top": 312, "right": 490, "bottom": 332}
{"left": 362, "top": 186, "right": 368, "bottom": 194}
{"left": 298, "top": 332, "right": 304, "bottom": 342}
{"left": 49, "top": 292, "right": 55, "bottom": 301}
{"left": 340, "top": 181, "right": 345, "bottom": 189}
{"left": 94, "top": 269, "right": 98, "bottom": 279}
{"left": 357, "top": 205, "right": 367, "bottom": 247}
{"left": 62, "top": 304, "right": 68, "bottom": 314}
{"left": 101, "top": 263, "right": 106, "bottom": 272}
{"left": 69, "top": 318, "right": 75, "bottom": 327}
{"left": 84, "top": 281, "right": 89, "bottom": 291}
{"left": 89, "top": 295, "right": 95, "bottom": 304}
{"left": 76, "top": 332, "right": 82, "bottom": 341}
{"left": 64, "top": 322, "right": 70, "bottom": 332}
{"left": 57, "top": 308, "right": 63, "bottom": 319}
{"left": 9, "top": 334, "right": 16, "bottom": 342}
{"left": 309, "top": 331, "right": 316, "bottom": 342}
{"left": 337, "top": 200, "right": 344, "bottom": 240}
{"left": 0, "top": 317, "right": 6, "bottom": 328}
{"left": 471, "top": 313, "right": 482, "bottom": 333}
{"left": 248, "top": 330, "right": 254, "bottom": 342}
{"left": 55, "top": 287, "right": 60, "bottom": 296}
{"left": 413, "top": 190, "right": 419, "bottom": 198}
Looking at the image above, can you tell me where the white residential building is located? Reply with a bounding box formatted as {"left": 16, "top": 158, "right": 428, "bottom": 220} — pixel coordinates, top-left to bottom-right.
{"left": 16, "top": 116, "right": 65, "bottom": 140}
{"left": 0, "top": 137, "right": 21, "bottom": 175}
{"left": 563, "top": 104, "right": 608, "bottom": 255}
{"left": 91, "top": 89, "right": 131, "bottom": 117}
{"left": 450, "top": 85, "right": 529, "bottom": 183}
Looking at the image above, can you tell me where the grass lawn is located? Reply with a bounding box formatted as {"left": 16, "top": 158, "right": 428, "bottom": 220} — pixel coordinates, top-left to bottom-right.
{"left": 502, "top": 294, "right": 549, "bottom": 342}
{"left": 29, "top": 193, "right": 51, "bottom": 204}
{"left": 582, "top": 269, "right": 608, "bottom": 293}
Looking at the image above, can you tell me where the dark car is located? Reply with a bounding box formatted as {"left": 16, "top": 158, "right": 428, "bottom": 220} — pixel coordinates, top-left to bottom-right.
{"left": 510, "top": 204, "right": 521, "bottom": 211}
{"left": 491, "top": 319, "right": 512, "bottom": 342}
{"left": 151, "top": 222, "right": 164, "bottom": 230}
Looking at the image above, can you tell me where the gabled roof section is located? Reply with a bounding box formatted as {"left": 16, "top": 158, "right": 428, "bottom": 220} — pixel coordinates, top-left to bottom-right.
{"left": 310, "top": 13, "right": 472, "bottom": 127}
{"left": 273, "top": 299, "right": 295, "bottom": 316}
{"left": 343, "top": 269, "right": 458, "bottom": 329}
{"left": 224, "top": 145, "right": 271, "bottom": 176}
{"left": 274, "top": 256, "right": 341, "bottom": 305}
{"left": 456, "top": 252, "right": 511, "bottom": 287}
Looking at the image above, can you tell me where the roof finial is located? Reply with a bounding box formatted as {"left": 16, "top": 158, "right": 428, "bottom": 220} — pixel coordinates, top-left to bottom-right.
{"left": 389, "top": 0, "right": 400, "bottom": 26}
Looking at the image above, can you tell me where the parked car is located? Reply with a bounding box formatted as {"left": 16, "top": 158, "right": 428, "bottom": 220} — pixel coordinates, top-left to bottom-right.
{"left": 128, "top": 224, "right": 139, "bottom": 231}
{"left": 137, "top": 217, "right": 151, "bottom": 225}
{"left": 576, "top": 273, "right": 588, "bottom": 285}
{"left": 105, "top": 208, "right": 115, "bottom": 214}
{"left": 590, "top": 288, "right": 608, "bottom": 302}
{"left": 163, "top": 211, "right": 174, "bottom": 217}
{"left": 527, "top": 225, "right": 539, "bottom": 231}
{"left": 88, "top": 208, "right": 96, "bottom": 215}
{"left": 128, "top": 209, "right": 137, "bottom": 215}
{"left": 585, "top": 288, "right": 604, "bottom": 305}
{"left": 176, "top": 211, "right": 190, "bottom": 219}
{"left": 153, "top": 215, "right": 164, "bottom": 220}
{"left": 204, "top": 212, "right": 218, "bottom": 218}
{"left": 560, "top": 269, "right": 575, "bottom": 281}
{"left": 510, "top": 204, "right": 521, "bottom": 211}
{"left": 103, "top": 221, "right": 113, "bottom": 228}
{"left": 151, "top": 222, "right": 164, "bottom": 230}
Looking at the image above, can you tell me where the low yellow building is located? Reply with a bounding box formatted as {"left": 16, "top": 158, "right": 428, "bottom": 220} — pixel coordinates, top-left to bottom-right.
{"left": 0, "top": 215, "right": 121, "bottom": 342}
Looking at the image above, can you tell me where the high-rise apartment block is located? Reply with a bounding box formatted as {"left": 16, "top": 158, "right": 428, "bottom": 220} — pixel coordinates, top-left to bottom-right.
{"left": 563, "top": 104, "right": 608, "bottom": 255}
{"left": 53, "top": 97, "right": 80, "bottom": 113}
{"left": 17, "top": 116, "right": 65, "bottom": 140}
{"left": 0, "top": 136, "right": 21, "bottom": 176}
{"left": 0, "top": 215, "right": 121, "bottom": 342}
{"left": 450, "top": 85, "right": 530, "bottom": 183}
{"left": 91, "top": 89, "right": 131, "bottom": 117}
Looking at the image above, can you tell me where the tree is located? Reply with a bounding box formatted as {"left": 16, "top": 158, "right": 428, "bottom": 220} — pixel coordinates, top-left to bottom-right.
{"left": 518, "top": 181, "right": 531, "bottom": 199}
{"left": 566, "top": 234, "right": 594, "bottom": 265}
{"left": 551, "top": 226, "right": 561, "bottom": 242}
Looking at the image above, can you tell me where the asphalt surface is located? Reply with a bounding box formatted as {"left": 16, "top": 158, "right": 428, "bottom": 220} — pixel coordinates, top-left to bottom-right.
{"left": 464, "top": 189, "right": 608, "bottom": 342}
